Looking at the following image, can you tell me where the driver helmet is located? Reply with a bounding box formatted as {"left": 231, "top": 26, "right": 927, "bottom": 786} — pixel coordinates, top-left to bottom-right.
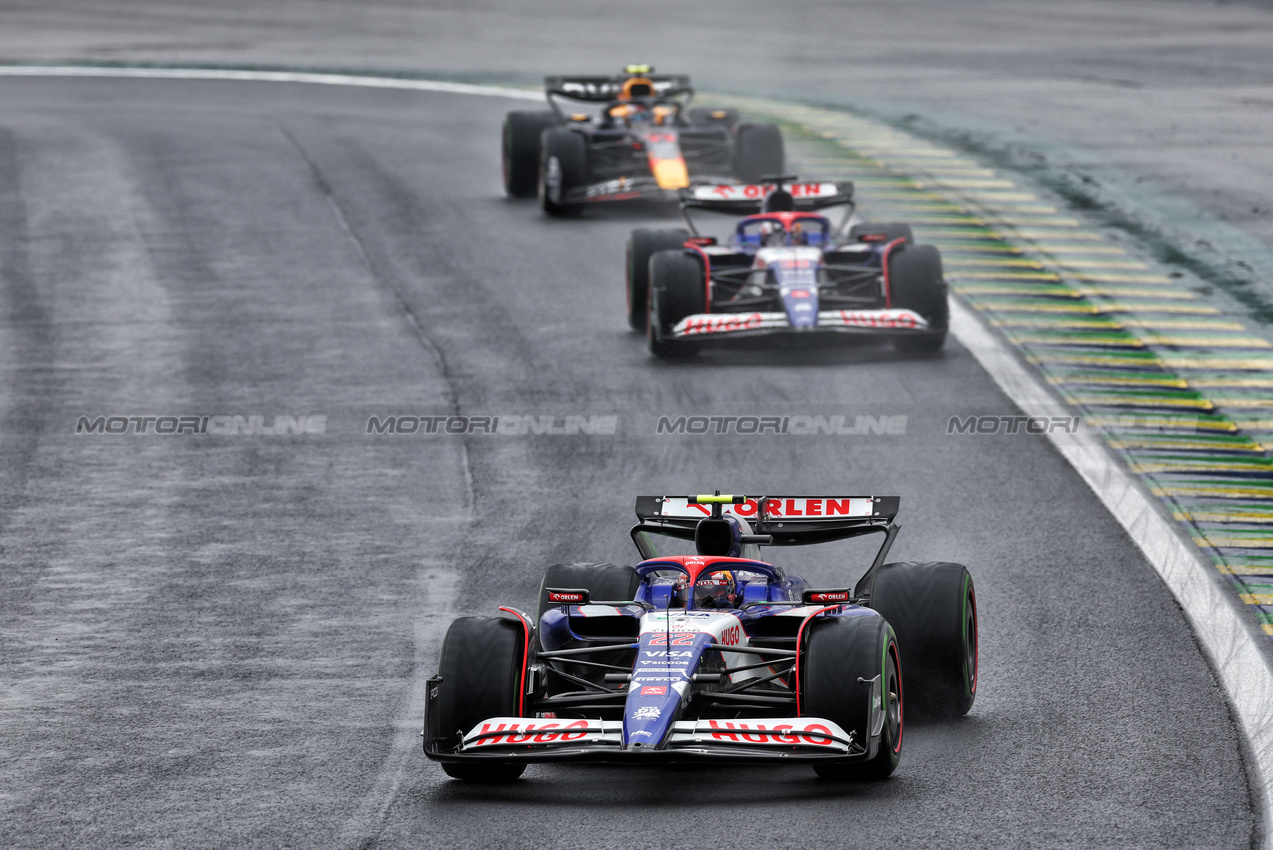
{"left": 760, "top": 220, "right": 787, "bottom": 247}
{"left": 693, "top": 570, "right": 739, "bottom": 609}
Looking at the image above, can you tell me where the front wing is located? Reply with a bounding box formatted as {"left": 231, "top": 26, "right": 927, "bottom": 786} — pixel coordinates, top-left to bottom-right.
{"left": 669, "top": 308, "right": 930, "bottom": 340}
{"left": 566, "top": 175, "right": 667, "bottom": 204}
{"left": 426, "top": 716, "right": 869, "bottom": 765}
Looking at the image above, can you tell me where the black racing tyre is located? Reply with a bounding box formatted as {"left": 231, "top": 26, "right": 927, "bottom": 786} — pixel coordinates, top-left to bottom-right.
{"left": 536, "top": 562, "right": 640, "bottom": 622}
{"left": 886, "top": 243, "right": 949, "bottom": 352}
{"left": 431, "top": 616, "right": 528, "bottom": 782}
{"left": 626, "top": 228, "right": 690, "bottom": 331}
{"left": 848, "top": 221, "right": 914, "bottom": 244}
{"left": 647, "top": 249, "right": 706, "bottom": 359}
{"left": 801, "top": 614, "right": 902, "bottom": 780}
{"left": 539, "top": 127, "right": 588, "bottom": 216}
{"left": 733, "top": 123, "right": 785, "bottom": 183}
{"left": 502, "top": 110, "right": 559, "bottom": 198}
{"left": 860, "top": 561, "right": 977, "bottom": 718}
{"left": 688, "top": 107, "right": 740, "bottom": 128}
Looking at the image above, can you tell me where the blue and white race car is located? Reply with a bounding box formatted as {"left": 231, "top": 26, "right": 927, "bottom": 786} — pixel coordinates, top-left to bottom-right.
{"left": 423, "top": 493, "right": 977, "bottom": 782}
{"left": 625, "top": 177, "right": 949, "bottom": 357}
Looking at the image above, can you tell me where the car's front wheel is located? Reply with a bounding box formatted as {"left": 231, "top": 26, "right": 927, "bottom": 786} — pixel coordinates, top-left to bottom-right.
{"left": 887, "top": 243, "right": 948, "bottom": 352}
{"left": 539, "top": 127, "right": 588, "bottom": 216}
{"left": 647, "top": 249, "right": 706, "bottom": 359}
{"left": 428, "top": 616, "right": 528, "bottom": 782}
{"left": 801, "top": 614, "right": 903, "bottom": 780}
{"left": 626, "top": 228, "right": 690, "bottom": 331}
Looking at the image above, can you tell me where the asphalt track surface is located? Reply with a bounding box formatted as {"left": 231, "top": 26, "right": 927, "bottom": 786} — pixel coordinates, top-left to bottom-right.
{"left": 0, "top": 74, "right": 1258, "bottom": 848}
{"left": 3, "top": 1, "right": 1273, "bottom": 847}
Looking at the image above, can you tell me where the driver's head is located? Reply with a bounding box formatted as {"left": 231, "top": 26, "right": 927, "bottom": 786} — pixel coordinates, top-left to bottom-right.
{"left": 760, "top": 220, "right": 787, "bottom": 247}
{"left": 694, "top": 570, "right": 738, "bottom": 609}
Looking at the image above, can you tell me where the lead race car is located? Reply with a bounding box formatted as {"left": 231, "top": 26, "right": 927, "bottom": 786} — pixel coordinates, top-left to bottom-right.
{"left": 501, "top": 65, "right": 785, "bottom": 215}
{"left": 627, "top": 177, "right": 949, "bottom": 357}
{"left": 424, "top": 493, "right": 977, "bottom": 782}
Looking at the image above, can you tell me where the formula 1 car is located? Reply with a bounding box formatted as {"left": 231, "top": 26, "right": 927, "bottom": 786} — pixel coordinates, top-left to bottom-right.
{"left": 501, "top": 65, "right": 785, "bottom": 215}
{"left": 423, "top": 492, "right": 977, "bottom": 782}
{"left": 627, "top": 177, "right": 949, "bottom": 357}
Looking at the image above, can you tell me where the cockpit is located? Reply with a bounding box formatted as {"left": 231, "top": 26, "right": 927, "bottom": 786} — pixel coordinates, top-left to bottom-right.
{"left": 733, "top": 213, "right": 832, "bottom": 249}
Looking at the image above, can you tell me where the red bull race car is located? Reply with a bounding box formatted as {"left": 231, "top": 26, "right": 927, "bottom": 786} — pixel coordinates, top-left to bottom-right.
{"left": 625, "top": 177, "right": 949, "bottom": 357}
{"left": 423, "top": 493, "right": 978, "bottom": 782}
{"left": 501, "top": 65, "right": 785, "bottom": 215}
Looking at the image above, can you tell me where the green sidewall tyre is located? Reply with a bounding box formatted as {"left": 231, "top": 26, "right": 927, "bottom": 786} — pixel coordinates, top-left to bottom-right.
{"left": 802, "top": 614, "right": 903, "bottom": 780}
{"left": 863, "top": 561, "right": 977, "bottom": 717}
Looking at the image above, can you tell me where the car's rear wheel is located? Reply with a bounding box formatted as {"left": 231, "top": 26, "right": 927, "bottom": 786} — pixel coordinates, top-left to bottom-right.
{"left": 886, "top": 243, "right": 948, "bottom": 352}
{"left": 536, "top": 562, "right": 639, "bottom": 692}
{"left": 849, "top": 221, "right": 914, "bottom": 244}
{"left": 801, "top": 614, "right": 902, "bottom": 780}
{"left": 539, "top": 127, "right": 588, "bottom": 216}
{"left": 502, "top": 110, "right": 559, "bottom": 198}
{"left": 626, "top": 228, "right": 690, "bottom": 331}
{"left": 536, "top": 562, "right": 641, "bottom": 621}
{"left": 859, "top": 561, "right": 977, "bottom": 717}
{"left": 733, "top": 123, "right": 785, "bottom": 183}
{"left": 647, "top": 249, "right": 706, "bottom": 359}
{"left": 430, "top": 616, "right": 527, "bottom": 782}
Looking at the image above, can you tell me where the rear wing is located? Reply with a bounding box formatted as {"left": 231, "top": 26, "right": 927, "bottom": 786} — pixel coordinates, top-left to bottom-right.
{"left": 544, "top": 74, "right": 693, "bottom": 104}
{"left": 679, "top": 181, "right": 855, "bottom": 215}
{"left": 633, "top": 494, "right": 898, "bottom": 546}
{"left": 631, "top": 494, "right": 903, "bottom": 591}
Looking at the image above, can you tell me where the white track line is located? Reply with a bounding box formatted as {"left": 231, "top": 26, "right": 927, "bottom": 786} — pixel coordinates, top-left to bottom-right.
{"left": 6, "top": 63, "right": 1270, "bottom": 842}
{"left": 0, "top": 64, "right": 545, "bottom": 101}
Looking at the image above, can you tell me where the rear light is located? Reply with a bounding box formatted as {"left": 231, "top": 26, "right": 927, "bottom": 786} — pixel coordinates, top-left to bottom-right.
{"left": 858, "top": 233, "right": 888, "bottom": 242}
{"left": 686, "top": 236, "right": 717, "bottom": 247}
